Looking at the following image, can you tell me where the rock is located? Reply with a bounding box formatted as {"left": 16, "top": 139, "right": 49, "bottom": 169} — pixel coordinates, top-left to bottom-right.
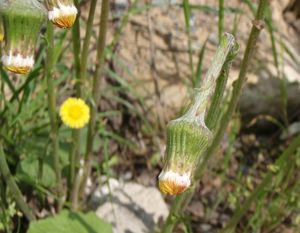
{"left": 152, "top": 0, "right": 179, "bottom": 6}
{"left": 200, "top": 223, "right": 212, "bottom": 232}
{"left": 93, "top": 178, "right": 169, "bottom": 233}
{"left": 239, "top": 73, "right": 300, "bottom": 132}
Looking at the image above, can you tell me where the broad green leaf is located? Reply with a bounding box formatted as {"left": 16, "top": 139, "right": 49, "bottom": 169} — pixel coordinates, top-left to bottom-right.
{"left": 28, "top": 210, "right": 112, "bottom": 233}
{"left": 17, "top": 157, "right": 56, "bottom": 188}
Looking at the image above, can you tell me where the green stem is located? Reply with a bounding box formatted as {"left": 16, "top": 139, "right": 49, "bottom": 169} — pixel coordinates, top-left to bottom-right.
{"left": 206, "top": 45, "right": 238, "bottom": 130}
{"left": 182, "top": 33, "right": 235, "bottom": 124}
{"left": 68, "top": 130, "right": 79, "bottom": 202}
{"left": 72, "top": 0, "right": 81, "bottom": 97}
{"left": 218, "top": 0, "right": 224, "bottom": 42}
{"left": 73, "top": 0, "right": 110, "bottom": 208}
{"left": 0, "top": 144, "right": 36, "bottom": 221}
{"left": 183, "top": 0, "right": 194, "bottom": 83}
{"left": 69, "top": 0, "right": 98, "bottom": 206}
{"left": 46, "top": 22, "right": 63, "bottom": 210}
{"left": 80, "top": 0, "right": 98, "bottom": 86}
{"left": 68, "top": 0, "right": 81, "bottom": 204}
{"left": 161, "top": 1, "right": 268, "bottom": 232}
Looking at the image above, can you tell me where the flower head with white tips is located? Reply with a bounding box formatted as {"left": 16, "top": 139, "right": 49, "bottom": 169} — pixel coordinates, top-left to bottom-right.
{"left": 0, "top": 0, "right": 46, "bottom": 74}
{"left": 1, "top": 53, "right": 34, "bottom": 74}
{"left": 158, "top": 119, "right": 212, "bottom": 195}
{"left": 158, "top": 170, "right": 191, "bottom": 195}
{"left": 45, "top": 0, "right": 78, "bottom": 28}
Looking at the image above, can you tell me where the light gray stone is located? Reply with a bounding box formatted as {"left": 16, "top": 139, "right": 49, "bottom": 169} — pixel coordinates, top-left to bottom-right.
{"left": 93, "top": 179, "right": 169, "bottom": 233}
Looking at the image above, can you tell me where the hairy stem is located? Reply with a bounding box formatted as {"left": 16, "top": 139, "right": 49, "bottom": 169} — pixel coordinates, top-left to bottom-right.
{"left": 80, "top": 0, "right": 98, "bottom": 86}
{"left": 72, "top": 0, "right": 81, "bottom": 96}
{"left": 46, "top": 22, "right": 63, "bottom": 210}
{"left": 71, "top": 0, "right": 110, "bottom": 209}
{"left": 0, "top": 144, "right": 36, "bottom": 221}
{"left": 69, "top": 0, "right": 98, "bottom": 207}
{"left": 68, "top": 0, "right": 81, "bottom": 203}
{"left": 182, "top": 33, "right": 235, "bottom": 125}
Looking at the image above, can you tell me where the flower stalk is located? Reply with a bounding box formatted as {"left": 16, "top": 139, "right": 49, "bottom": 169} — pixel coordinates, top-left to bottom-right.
{"left": 45, "top": 21, "right": 64, "bottom": 210}
{"left": 70, "top": 0, "right": 110, "bottom": 208}
{"left": 161, "top": 0, "right": 268, "bottom": 231}
{"left": 68, "top": 0, "right": 99, "bottom": 208}
{"left": 67, "top": 0, "right": 81, "bottom": 204}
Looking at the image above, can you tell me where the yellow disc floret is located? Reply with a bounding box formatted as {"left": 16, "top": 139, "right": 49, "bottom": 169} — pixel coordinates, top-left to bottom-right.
{"left": 59, "top": 97, "right": 90, "bottom": 129}
{"left": 158, "top": 170, "right": 191, "bottom": 195}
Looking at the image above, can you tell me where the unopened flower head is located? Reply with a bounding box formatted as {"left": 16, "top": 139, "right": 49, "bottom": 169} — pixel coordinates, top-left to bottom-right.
{"left": 158, "top": 120, "right": 212, "bottom": 195}
{"left": 60, "top": 97, "right": 90, "bottom": 129}
{"left": 45, "top": 0, "right": 78, "bottom": 28}
{"left": 0, "top": 0, "right": 46, "bottom": 74}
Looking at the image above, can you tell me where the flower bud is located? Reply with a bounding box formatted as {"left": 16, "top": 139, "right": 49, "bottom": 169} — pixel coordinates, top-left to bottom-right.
{"left": 0, "top": 0, "right": 46, "bottom": 74}
{"left": 158, "top": 120, "right": 212, "bottom": 195}
{"left": 45, "top": 0, "right": 78, "bottom": 28}
{"left": 158, "top": 34, "right": 236, "bottom": 195}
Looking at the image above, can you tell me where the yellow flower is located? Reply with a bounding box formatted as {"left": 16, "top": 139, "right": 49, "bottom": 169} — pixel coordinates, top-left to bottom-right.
{"left": 59, "top": 97, "right": 90, "bottom": 129}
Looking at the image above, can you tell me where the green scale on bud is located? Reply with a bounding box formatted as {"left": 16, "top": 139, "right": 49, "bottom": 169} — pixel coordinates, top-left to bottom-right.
{"left": 0, "top": 0, "right": 46, "bottom": 74}
{"left": 158, "top": 33, "right": 236, "bottom": 195}
{"left": 166, "top": 120, "right": 212, "bottom": 174}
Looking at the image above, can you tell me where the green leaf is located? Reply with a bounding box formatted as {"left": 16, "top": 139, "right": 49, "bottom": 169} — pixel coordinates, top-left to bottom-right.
{"left": 17, "top": 157, "right": 56, "bottom": 188}
{"left": 28, "top": 210, "right": 113, "bottom": 233}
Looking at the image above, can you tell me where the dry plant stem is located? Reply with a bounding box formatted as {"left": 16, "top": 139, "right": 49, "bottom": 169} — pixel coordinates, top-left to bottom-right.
{"left": 0, "top": 144, "right": 36, "bottom": 221}
{"left": 161, "top": 0, "right": 268, "bottom": 232}
{"left": 74, "top": 0, "right": 109, "bottom": 207}
{"left": 46, "top": 22, "right": 63, "bottom": 210}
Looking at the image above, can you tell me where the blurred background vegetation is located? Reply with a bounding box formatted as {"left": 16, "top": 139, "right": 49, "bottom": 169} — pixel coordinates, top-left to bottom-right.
{"left": 1, "top": 0, "right": 300, "bottom": 232}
